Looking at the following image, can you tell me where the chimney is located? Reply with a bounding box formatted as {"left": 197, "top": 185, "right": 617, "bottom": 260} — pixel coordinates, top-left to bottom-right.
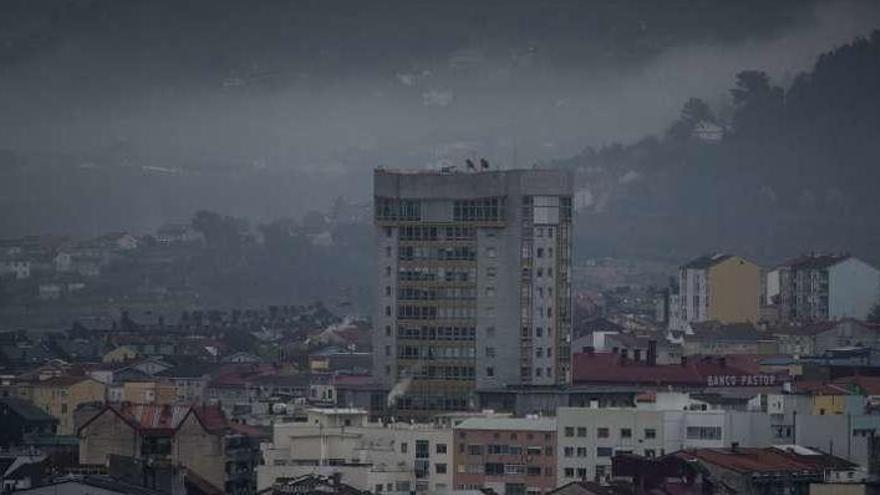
{"left": 647, "top": 340, "right": 657, "bottom": 367}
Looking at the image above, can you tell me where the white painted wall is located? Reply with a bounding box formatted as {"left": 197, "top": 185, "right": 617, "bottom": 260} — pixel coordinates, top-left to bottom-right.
{"left": 828, "top": 258, "right": 880, "bottom": 320}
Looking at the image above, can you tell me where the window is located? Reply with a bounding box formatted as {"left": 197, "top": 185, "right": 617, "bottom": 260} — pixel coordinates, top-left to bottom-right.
{"left": 385, "top": 325, "right": 392, "bottom": 337}
{"left": 564, "top": 468, "right": 574, "bottom": 478}
{"left": 487, "top": 266, "right": 497, "bottom": 278}
{"left": 621, "top": 428, "right": 632, "bottom": 438}
{"left": 686, "top": 426, "right": 722, "bottom": 440}
{"left": 527, "top": 466, "right": 542, "bottom": 477}
{"left": 535, "top": 327, "right": 543, "bottom": 337}
{"left": 595, "top": 465, "right": 606, "bottom": 480}
{"left": 435, "top": 463, "right": 447, "bottom": 474}
{"left": 436, "top": 443, "right": 447, "bottom": 454}
{"left": 536, "top": 348, "right": 543, "bottom": 358}
{"left": 576, "top": 427, "right": 587, "bottom": 438}
{"left": 385, "top": 227, "right": 392, "bottom": 238}
{"left": 487, "top": 247, "right": 497, "bottom": 258}
{"left": 385, "top": 306, "right": 391, "bottom": 316}
{"left": 385, "top": 286, "right": 391, "bottom": 296}
{"left": 576, "top": 447, "right": 587, "bottom": 457}
{"left": 468, "top": 445, "right": 483, "bottom": 455}
{"left": 485, "top": 463, "right": 504, "bottom": 475}
{"left": 401, "top": 442, "right": 408, "bottom": 453}
{"left": 537, "top": 247, "right": 544, "bottom": 258}
{"left": 645, "top": 428, "right": 656, "bottom": 439}
{"left": 486, "top": 347, "right": 496, "bottom": 358}
{"left": 486, "top": 367, "right": 494, "bottom": 377}
{"left": 597, "top": 447, "right": 613, "bottom": 457}
{"left": 564, "top": 427, "right": 574, "bottom": 437}
{"left": 564, "top": 447, "right": 574, "bottom": 457}
{"left": 644, "top": 449, "right": 656, "bottom": 458}
{"left": 485, "top": 287, "right": 495, "bottom": 297}
{"left": 597, "top": 428, "right": 609, "bottom": 439}
{"left": 535, "top": 367, "right": 542, "bottom": 377}
{"left": 577, "top": 468, "right": 587, "bottom": 478}
{"left": 386, "top": 246, "right": 392, "bottom": 258}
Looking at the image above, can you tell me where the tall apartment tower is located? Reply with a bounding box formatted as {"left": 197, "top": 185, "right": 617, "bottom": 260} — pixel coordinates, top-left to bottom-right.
{"left": 373, "top": 166, "right": 573, "bottom": 415}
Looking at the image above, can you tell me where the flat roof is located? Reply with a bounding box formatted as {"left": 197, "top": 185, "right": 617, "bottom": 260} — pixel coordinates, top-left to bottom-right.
{"left": 454, "top": 417, "right": 556, "bottom": 432}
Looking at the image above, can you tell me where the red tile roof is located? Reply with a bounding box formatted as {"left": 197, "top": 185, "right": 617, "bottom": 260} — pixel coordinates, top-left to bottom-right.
{"left": 675, "top": 447, "right": 856, "bottom": 473}
{"left": 572, "top": 352, "right": 777, "bottom": 388}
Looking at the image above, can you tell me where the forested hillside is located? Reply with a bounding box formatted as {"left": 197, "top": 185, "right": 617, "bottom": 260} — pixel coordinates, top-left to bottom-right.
{"left": 556, "top": 31, "right": 880, "bottom": 264}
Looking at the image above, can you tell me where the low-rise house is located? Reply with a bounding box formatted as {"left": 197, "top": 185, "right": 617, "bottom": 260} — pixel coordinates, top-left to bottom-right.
{"left": 772, "top": 319, "right": 880, "bottom": 356}
{"left": 156, "top": 223, "right": 203, "bottom": 246}
{"left": 0, "top": 257, "right": 31, "bottom": 280}
{"left": 0, "top": 398, "right": 58, "bottom": 447}
{"left": 121, "top": 380, "right": 177, "bottom": 405}
{"left": 25, "top": 376, "right": 106, "bottom": 435}
{"left": 78, "top": 403, "right": 262, "bottom": 494}
{"left": 103, "top": 346, "right": 139, "bottom": 364}
{"left": 673, "top": 445, "right": 863, "bottom": 495}
{"left": 155, "top": 364, "right": 218, "bottom": 403}
{"left": 262, "top": 474, "right": 371, "bottom": 495}
{"left": 571, "top": 318, "right": 623, "bottom": 354}
{"left": 678, "top": 322, "right": 778, "bottom": 356}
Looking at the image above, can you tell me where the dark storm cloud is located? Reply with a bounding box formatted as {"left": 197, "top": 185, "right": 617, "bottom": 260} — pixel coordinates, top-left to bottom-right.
{"left": 1, "top": 0, "right": 879, "bottom": 235}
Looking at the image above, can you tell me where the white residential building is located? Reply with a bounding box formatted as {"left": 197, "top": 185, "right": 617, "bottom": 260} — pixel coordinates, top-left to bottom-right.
{"left": 257, "top": 408, "right": 453, "bottom": 494}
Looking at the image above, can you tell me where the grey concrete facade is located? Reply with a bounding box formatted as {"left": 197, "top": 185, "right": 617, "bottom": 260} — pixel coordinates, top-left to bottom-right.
{"left": 373, "top": 167, "right": 573, "bottom": 415}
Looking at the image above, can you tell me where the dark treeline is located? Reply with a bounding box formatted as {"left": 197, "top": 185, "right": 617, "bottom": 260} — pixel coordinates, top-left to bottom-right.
{"left": 555, "top": 31, "right": 880, "bottom": 265}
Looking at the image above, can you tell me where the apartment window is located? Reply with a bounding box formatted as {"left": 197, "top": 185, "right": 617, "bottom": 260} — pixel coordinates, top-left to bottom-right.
{"left": 595, "top": 466, "right": 606, "bottom": 480}
{"left": 597, "top": 447, "right": 613, "bottom": 457}
{"left": 644, "top": 449, "right": 656, "bottom": 458}
{"left": 537, "top": 268, "right": 543, "bottom": 277}
{"left": 401, "top": 442, "right": 408, "bottom": 453}
{"left": 536, "top": 348, "right": 543, "bottom": 358}
{"left": 485, "top": 463, "right": 504, "bottom": 475}
{"left": 547, "top": 348, "right": 553, "bottom": 358}
{"left": 487, "top": 266, "right": 497, "bottom": 278}
{"left": 486, "top": 367, "right": 494, "bottom": 377}
{"left": 486, "top": 347, "right": 496, "bottom": 358}
{"left": 564, "top": 468, "right": 574, "bottom": 478}
{"left": 385, "top": 306, "right": 391, "bottom": 316}
{"left": 435, "top": 463, "right": 447, "bottom": 474}
{"left": 645, "top": 428, "right": 656, "bottom": 439}
{"left": 577, "top": 468, "right": 587, "bottom": 478}
{"left": 376, "top": 484, "right": 384, "bottom": 493}
{"left": 576, "top": 447, "right": 587, "bottom": 457}
{"left": 385, "top": 325, "right": 392, "bottom": 337}
{"left": 535, "top": 327, "right": 543, "bottom": 337}
{"left": 386, "top": 246, "right": 392, "bottom": 258}
{"left": 563, "top": 447, "right": 574, "bottom": 457}
{"left": 527, "top": 466, "right": 542, "bottom": 477}
{"left": 576, "top": 427, "right": 587, "bottom": 438}
{"left": 597, "top": 428, "right": 609, "bottom": 439}
{"left": 620, "top": 428, "right": 632, "bottom": 439}
{"left": 535, "top": 367, "right": 542, "bottom": 377}
{"left": 436, "top": 443, "right": 447, "bottom": 454}
{"left": 385, "top": 227, "right": 392, "bottom": 238}
{"left": 537, "top": 247, "right": 544, "bottom": 258}
{"left": 686, "top": 426, "right": 722, "bottom": 440}
{"left": 564, "top": 427, "right": 574, "bottom": 437}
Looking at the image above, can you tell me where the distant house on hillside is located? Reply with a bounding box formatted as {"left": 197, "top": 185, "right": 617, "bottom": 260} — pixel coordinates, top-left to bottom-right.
{"left": 156, "top": 223, "right": 203, "bottom": 246}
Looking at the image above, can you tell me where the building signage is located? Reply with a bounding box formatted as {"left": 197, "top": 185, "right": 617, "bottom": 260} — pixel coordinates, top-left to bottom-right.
{"left": 706, "top": 374, "right": 777, "bottom": 387}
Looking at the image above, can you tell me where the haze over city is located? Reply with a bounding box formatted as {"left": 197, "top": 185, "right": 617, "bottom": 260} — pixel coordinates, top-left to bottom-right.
{"left": 3, "top": 2, "right": 880, "bottom": 495}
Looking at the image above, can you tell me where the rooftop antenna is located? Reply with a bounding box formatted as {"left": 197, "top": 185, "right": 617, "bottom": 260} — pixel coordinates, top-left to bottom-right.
{"left": 480, "top": 158, "right": 490, "bottom": 170}
{"left": 465, "top": 159, "right": 476, "bottom": 171}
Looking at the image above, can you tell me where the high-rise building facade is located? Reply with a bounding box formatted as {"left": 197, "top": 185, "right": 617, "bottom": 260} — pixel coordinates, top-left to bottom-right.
{"left": 373, "top": 167, "right": 573, "bottom": 416}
